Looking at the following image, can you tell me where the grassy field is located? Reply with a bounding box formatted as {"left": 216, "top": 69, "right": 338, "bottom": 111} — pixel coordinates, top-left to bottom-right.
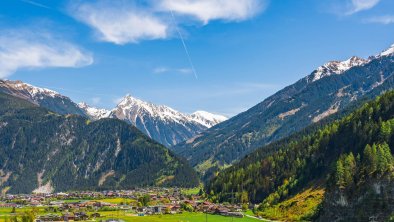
{"left": 243, "top": 210, "right": 255, "bottom": 217}
{"left": 0, "top": 207, "right": 260, "bottom": 222}
{"left": 98, "top": 198, "right": 129, "bottom": 204}
{"left": 181, "top": 187, "right": 201, "bottom": 196}
{"left": 100, "top": 212, "right": 259, "bottom": 222}
{"left": 0, "top": 207, "right": 45, "bottom": 215}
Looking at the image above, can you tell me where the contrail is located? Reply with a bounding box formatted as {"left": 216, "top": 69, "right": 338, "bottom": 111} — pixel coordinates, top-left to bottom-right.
{"left": 170, "top": 10, "right": 198, "bottom": 79}
{"left": 20, "top": 0, "right": 51, "bottom": 9}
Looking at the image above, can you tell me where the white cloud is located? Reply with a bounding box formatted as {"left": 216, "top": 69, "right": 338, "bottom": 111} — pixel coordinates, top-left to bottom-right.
{"left": 347, "top": 0, "right": 381, "bottom": 15}
{"left": 158, "top": 0, "right": 265, "bottom": 24}
{"left": 0, "top": 30, "right": 93, "bottom": 78}
{"left": 365, "top": 15, "right": 394, "bottom": 24}
{"left": 69, "top": 1, "right": 169, "bottom": 44}
{"left": 153, "top": 67, "right": 170, "bottom": 74}
{"left": 68, "top": 0, "right": 267, "bottom": 44}
{"left": 153, "top": 67, "right": 192, "bottom": 74}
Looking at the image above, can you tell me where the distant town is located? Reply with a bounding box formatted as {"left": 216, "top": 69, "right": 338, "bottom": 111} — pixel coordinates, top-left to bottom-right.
{"left": 0, "top": 189, "right": 252, "bottom": 222}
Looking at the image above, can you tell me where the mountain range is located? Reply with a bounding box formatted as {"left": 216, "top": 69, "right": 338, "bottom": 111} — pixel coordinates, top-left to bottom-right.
{"left": 0, "top": 80, "right": 227, "bottom": 147}
{"left": 0, "top": 92, "right": 199, "bottom": 194}
{"left": 172, "top": 43, "right": 394, "bottom": 176}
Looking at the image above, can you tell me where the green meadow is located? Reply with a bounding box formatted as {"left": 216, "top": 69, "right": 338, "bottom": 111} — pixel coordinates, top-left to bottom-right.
{"left": 0, "top": 207, "right": 261, "bottom": 222}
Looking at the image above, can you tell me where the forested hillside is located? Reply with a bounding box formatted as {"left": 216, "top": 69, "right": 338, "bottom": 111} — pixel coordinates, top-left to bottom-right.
{"left": 207, "top": 90, "right": 394, "bottom": 221}
{"left": 0, "top": 93, "right": 199, "bottom": 194}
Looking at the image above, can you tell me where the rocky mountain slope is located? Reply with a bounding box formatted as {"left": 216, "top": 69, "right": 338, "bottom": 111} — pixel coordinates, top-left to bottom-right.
{"left": 208, "top": 90, "right": 394, "bottom": 221}
{"left": 0, "top": 93, "right": 199, "bottom": 194}
{"left": 0, "top": 80, "right": 86, "bottom": 116}
{"left": 173, "top": 44, "right": 394, "bottom": 175}
{"left": 80, "top": 95, "right": 227, "bottom": 147}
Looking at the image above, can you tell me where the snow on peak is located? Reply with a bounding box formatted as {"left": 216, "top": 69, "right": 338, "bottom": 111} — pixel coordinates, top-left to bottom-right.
{"left": 1, "top": 80, "right": 63, "bottom": 99}
{"left": 375, "top": 43, "right": 394, "bottom": 58}
{"left": 106, "top": 94, "right": 228, "bottom": 130}
{"left": 116, "top": 94, "right": 186, "bottom": 122}
{"left": 118, "top": 94, "right": 148, "bottom": 109}
{"left": 190, "top": 111, "right": 228, "bottom": 128}
{"left": 310, "top": 56, "right": 368, "bottom": 82}
{"left": 78, "top": 102, "right": 111, "bottom": 120}
{"left": 79, "top": 93, "right": 227, "bottom": 133}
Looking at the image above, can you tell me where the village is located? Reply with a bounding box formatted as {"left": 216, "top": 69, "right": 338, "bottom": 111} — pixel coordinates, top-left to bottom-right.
{"left": 0, "top": 189, "right": 249, "bottom": 221}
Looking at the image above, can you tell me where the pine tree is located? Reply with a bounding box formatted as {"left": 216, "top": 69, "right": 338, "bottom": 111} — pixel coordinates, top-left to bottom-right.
{"left": 376, "top": 143, "right": 393, "bottom": 174}
{"left": 363, "top": 144, "right": 377, "bottom": 174}
{"left": 343, "top": 153, "right": 356, "bottom": 186}
{"left": 335, "top": 158, "right": 345, "bottom": 189}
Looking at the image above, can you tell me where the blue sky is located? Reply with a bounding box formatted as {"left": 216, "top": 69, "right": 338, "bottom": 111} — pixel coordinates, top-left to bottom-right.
{"left": 0, "top": 0, "right": 393, "bottom": 116}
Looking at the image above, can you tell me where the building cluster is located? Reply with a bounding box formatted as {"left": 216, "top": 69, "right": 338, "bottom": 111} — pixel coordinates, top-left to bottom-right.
{"left": 0, "top": 188, "right": 245, "bottom": 219}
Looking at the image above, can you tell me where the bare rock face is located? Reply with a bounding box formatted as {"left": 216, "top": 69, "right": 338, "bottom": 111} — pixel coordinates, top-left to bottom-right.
{"left": 319, "top": 178, "right": 394, "bottom": 222}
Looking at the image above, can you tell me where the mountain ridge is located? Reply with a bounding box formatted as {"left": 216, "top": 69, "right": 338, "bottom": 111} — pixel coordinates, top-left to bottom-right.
{"left": 173, "top": 43, "right": 394, "bottom": 176}
{"left": 0, "top": 80, "right": 87, "bottom": 117}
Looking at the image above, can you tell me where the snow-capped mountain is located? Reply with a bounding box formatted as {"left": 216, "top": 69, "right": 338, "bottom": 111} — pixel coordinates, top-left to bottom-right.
{"left": 190, "top": 111, "right": 227, "bottom": 128}
{"left": 374, "top": 43, "right": 394, "bottom": 58}
{"left": 78, "top": 102, "right": 111, "bottom": 120}
{"left": 113, "top": 95, "right": 197, "bottom": 127}
{"left": 105, "top": 95, "right": 226, "bottom": 147}
{"left": 0, "top": 79, "right": 86, "bottom": 116}
{"left": 79, "top": 94, "right": 227, "bottom": 147}
{"left": 308, "top": 56, "right": 369, "bottom": 82}
{"left": 308, "top": 44, "right": 394, "bottom": 83}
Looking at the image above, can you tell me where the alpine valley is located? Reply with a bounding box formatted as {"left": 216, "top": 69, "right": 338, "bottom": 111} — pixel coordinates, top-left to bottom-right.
{"left": 2, "top": 1, "right": 394, "bottom": 221}
{"left": 0, "top": 43, "right": 393, "bottom": 221}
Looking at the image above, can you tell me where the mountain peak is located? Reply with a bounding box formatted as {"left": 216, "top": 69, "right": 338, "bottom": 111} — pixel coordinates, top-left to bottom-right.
{"left": 0, "top": 79, "right": 87, "bottom": 116}
{"left": 77, "top": 102, "right": 111, "bottom": 120}
{"left": 1, "top": 79, "right": 63, "bottom": 99}
{"left": 376, "top": 43, "right": 394, "bottom": 58}
{"left": 119, "top": 93, "right": 136, "bottom": 102}
{"left": 190, "top": 111, "right": 228, "bottom": 128}
{"left": 95, "top": 94, "right": 228, "bottom": 146}
{"left": 309, "top": 56, "right": 368, "bottom": 82}
{"left": 118, "top": 94, "right": 148, "bottom": 107}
